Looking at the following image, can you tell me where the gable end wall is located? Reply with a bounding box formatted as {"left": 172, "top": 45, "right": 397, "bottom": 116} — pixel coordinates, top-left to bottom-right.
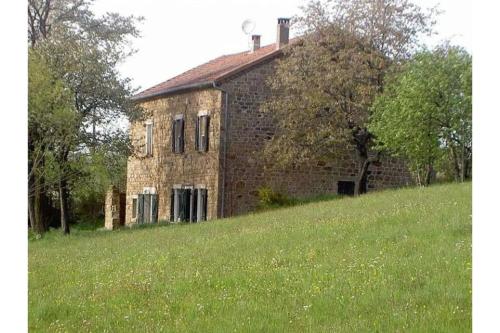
{"left": 219, "top": 58, "right": 413, "bottom": 217}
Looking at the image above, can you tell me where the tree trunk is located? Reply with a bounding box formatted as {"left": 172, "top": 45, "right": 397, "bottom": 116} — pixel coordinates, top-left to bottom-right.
{"left": 351, "top": 127, "right": 375, "bottom": 196}
{"left": 28, "top": 137, "right": 37, "bottom": 232}
{"left": 354, "top": 156, "right": 370, "bottom": 195}
{"left": 464, "top": 152, "right": 471, "bottom": 179}
{"left": 450, "top": 146, "right": 461, "bottom": 182}
{"left": 33, "top": 175, "right": 48, "bottom": 235}
{"left": 28, "top": 194, "right": 35, "bottom": 230}
{"left": 424, "top": 164, "right": 434, "bottom": 186}
{"left": 58, "top": 177, "right": 70, "bottom": 235}
{"left": 460, "top": 143, "right": 466, "bottom": 182}
{"left": 58, "top": 147, "right": 71, "bottom": 235}
{"left": 28, "top": 157, "right": 35, "bottom": 230}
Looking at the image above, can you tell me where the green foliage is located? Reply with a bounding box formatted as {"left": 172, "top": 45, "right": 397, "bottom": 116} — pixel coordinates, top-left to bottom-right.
{"left": 28, "top": 0, "right": 143, "bottom": 231}
{"left": 28, "top": 49, "right": 79, "bottom": 162}
{"left": 28, "top": 49, "right": 80, "bottom": 232}
{"left": 262, "top": 0, "right": 436, "bottom": 194}
{"left": 369, "top": 44, "right": 472, "bottom": 184}
{"left": 71, "top": 144, "right": 128, "bottom": 221}
{"left": 70, "top": 217, "right": 104, "bottom": 231}
{"left": 29, "top": 183, "right": 471, "bottom": 332}
{"left": 257, "top": 187, "right": 294, "bottom": 209}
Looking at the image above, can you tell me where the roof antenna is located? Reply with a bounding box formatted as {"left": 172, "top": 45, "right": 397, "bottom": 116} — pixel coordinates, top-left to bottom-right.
{"left": 241, "top": 19, "right": 256, "bottom": 52}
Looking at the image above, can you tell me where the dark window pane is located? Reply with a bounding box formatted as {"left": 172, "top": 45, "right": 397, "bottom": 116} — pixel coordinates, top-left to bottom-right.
{"left": 337, "top": 181, "right": 355, "bottom": 196}
{"left": 193, "top": 189, "right": 198, "bottom": 222}
{"left": 143, "top": 194, "right": 151, "bottom": 223}
{"left": 151, "top": 194, "right": 158, "bottom": 223}
{"left": 170, "top": 189, "right": 175, "bottom": 222}
{"left": 173, "top": 118, "right": 185, "bottom": 154}
{"left": 137, "top": 194, "right": 144, "bottom": 224}
{"left": 195, "top": 117, "right": 200, "bottom": 151}
{"left": 132, "top": 198, "right": 137, "bottom": 219}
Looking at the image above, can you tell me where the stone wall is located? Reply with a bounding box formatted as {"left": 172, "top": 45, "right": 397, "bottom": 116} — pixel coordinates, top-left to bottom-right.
{"left": 125, "top": 89, "right": 223, "bottom": 225}
{"left": 219, "top": 58, "right": 413, "bottom": 216}
{"left": 105, "top": 186, "right": 122, "bottom": 230}
{"left": 126, "top": 56, "right": 413, "bottom": 223}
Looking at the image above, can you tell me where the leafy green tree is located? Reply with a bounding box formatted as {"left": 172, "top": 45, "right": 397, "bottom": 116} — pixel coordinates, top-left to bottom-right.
{"left": 28, "top": 0, "right": 142, "bottom": 234}
{"left": 29, "top": 49, "right": 78, "bottom": 234}
{"left": 369, "top": 44, "right": 472, "bottom": 185}
{"left": 263, "top": 0, "right": 436, "bottom": 195}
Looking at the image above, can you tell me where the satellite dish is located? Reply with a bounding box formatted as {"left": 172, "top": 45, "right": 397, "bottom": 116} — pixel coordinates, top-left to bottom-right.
{"left": 241, "top": 19, "right": 256, "bottom": 35}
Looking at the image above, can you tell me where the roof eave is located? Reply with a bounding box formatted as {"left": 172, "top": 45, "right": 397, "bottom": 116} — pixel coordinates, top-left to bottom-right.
{"left": 131, "top": 81, "right": 215, "bottom": 102}
{"left": 131, "top": 43, "right": 293, "bottom": 102}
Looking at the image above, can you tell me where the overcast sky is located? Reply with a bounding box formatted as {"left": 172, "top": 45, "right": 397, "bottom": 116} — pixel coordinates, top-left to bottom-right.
{"left": 92, "top": 0, "right": 472, "bottom": 93}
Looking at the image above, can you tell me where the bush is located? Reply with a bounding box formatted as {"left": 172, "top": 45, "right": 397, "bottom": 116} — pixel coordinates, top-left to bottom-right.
{"left": 257, "top": 187, "right": 294, "bottom": 209}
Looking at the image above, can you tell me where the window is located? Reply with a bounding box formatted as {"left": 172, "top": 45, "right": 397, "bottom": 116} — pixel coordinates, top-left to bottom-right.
{"left": 172, "top": 116, "right": 184, "bottom": 153}
{"left": 170, "top": 186, "right": 208, "bottom": 222}
{"left": 132, "top": 197, "right": 138, "bottom": 219}
{"left": 195, "top": 114, "right": 210, "bottom": 152}
{"left": 136, "top": 192, "right": 158, "bottom": 224}
{"left": 197, "top": 188, "right": 208, "bottom": 221}
{"left": 145, "top": 122, "right": 153, "bottom": 156}
{"left": 337, "top": 181, "right": 355, "bottom": 196}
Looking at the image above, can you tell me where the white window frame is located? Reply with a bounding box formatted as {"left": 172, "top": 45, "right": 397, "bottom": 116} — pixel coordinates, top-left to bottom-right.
{"left": 143, "top": 187, "right": 156, "bottom": 194}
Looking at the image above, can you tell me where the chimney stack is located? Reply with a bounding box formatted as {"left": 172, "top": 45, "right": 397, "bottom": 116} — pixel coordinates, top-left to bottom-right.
{"left": 251, "top": 35, "right": 261, "bottom": 53}
{"left": 276, "top": 18, "right": 290, "bottom": 49}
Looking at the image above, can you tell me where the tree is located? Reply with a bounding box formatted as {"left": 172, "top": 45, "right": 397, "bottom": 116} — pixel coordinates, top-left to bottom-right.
{"left": 262, "top": 0, "right": 436, "bottom": 194}
{"left": 28, "top": 0, "right": 142, "bottom": 234}
{"left": 369, "top": 44, "right": 472, "bottom": 185}
{"left": 28, "top": 49, "right": 78, "bottom": 234}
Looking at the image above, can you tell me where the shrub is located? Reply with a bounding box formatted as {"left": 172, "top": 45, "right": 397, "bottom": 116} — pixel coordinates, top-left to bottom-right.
{"left": 257, "top": 187, "right": 294, "bottom": 209}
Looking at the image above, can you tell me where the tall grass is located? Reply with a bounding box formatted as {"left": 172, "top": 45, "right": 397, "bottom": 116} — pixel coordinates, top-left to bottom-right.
{"left": 29, "top": 182, "right": 471, "bottom": 332}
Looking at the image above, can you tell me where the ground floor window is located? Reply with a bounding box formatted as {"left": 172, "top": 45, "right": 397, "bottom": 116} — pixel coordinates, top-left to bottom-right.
{"left": 132, "top": 197, "right": 138, "bottom": 219}
{"left": 170, "top": 187, "right": 208, "bottom": 222}
{"left": 337, "top": 181, "right": 355, "bottom": 196}
{"left": 135, "top": 193, "right": 158, "bottom": 224}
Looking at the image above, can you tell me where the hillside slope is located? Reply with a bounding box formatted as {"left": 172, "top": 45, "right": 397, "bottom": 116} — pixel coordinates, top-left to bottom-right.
{"left": 29, "top": 182, "right": 472, "bottom": 332}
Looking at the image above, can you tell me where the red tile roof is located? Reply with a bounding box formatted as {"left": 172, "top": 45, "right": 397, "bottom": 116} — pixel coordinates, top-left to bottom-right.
{"left": 133, "top": 42, "right": 285, "bottom": 101}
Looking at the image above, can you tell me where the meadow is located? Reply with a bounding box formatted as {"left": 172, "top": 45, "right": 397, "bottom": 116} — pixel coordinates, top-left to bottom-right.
{"left": 29, "top": 182, "right": 472, "bottom": 332}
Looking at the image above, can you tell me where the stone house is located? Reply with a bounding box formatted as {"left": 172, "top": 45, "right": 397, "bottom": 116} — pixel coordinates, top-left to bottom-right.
{"left": 125, "top": 18, "right": 412, "bottom": 225}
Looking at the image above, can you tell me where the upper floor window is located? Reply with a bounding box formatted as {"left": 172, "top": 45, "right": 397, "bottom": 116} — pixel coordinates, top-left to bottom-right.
{"left": 172, "top": 115, "right": 184, "bottom": 154}
{"left": 145, "top": 121, "right": 153, "bottom": 156}
{"left": 195, "top": 113, "right": 210, "bottom": 152}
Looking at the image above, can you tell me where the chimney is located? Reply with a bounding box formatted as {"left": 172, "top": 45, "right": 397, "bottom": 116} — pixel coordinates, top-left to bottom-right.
{"left": 276, "top": 18, "right": 290, "bottom": 49}
{"left": 251, "top": 35, "right": 261, "bottom": 53}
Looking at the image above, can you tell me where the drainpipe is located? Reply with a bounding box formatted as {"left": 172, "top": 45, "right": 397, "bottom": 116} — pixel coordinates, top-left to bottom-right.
{"left": 212, "top": 82, "right": 228, "bottom": 218}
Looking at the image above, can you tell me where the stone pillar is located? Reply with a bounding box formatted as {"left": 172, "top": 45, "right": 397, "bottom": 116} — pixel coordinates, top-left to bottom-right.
{"left": 105, "top": 185, "right": 121, "bottom": 230}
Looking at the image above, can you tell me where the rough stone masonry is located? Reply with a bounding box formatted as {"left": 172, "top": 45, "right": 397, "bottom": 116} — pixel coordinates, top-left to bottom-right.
{"left": 124, "top": 18, "right": 413, "bottom": 225}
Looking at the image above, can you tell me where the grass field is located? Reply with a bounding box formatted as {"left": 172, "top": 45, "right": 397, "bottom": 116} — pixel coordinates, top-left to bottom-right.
{"left": 29, "top": 182, "right": 472, "bottom": 332}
